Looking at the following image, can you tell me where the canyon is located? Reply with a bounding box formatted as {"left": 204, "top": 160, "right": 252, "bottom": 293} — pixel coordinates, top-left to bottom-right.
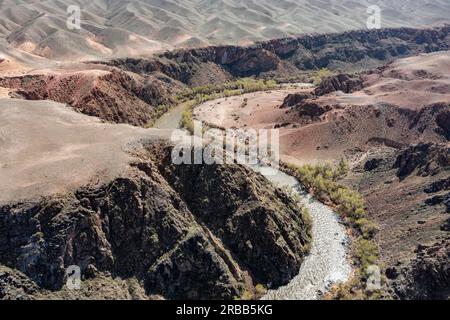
{"left": 0, "top": 22, "right": 449, "bottom": 300}
{"left": 0, "top": 99, "right": 311, "bottom": 299}
{"left": 194, "top": 51, "right": 450, "bottom": 299}
{"left": 1, "top": 26, "right": 450, "bottom": 127}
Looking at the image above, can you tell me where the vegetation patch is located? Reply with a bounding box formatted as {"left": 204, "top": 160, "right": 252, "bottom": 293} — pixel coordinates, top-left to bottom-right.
{"left": 311, "top": 68, "right": 332, "bottom": 86}
{"left": 176, "top": 78, "right": 278, "bottom": 102}
{"left": 177, "top": 78, "right": 279, "bottom": 133}
{"left": 283, "top": 160, "right": 382, "bottom": 299}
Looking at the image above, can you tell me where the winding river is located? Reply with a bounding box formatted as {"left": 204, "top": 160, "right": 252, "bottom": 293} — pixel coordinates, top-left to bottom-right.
{"left": 153, "top": 89, "right": 352, "bottom": 300}
{"left": 253, "top": 165, "right": 352, "bottom": 300}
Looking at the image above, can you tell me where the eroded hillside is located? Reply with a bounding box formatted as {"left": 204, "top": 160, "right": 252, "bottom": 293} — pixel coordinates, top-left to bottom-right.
{"left": 1, "top": 0, "right": 450, "bottom": 61}
{"left": 0, "top": 99, "right": 310, "bottom": 300}
{"left": 1, "top": 26, "right": 449, "bottom": 127}
{"left": 193, "top": 51, "right": 450, "bottom": 299}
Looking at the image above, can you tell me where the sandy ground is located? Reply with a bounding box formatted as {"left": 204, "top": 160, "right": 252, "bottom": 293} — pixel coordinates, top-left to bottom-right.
{"left": 196, "top": 91, "right": 285, "bottom": 128}
{"left": 0, "top": 99, "right": 173, "bottom": 204}
{"left": 0, "top": 87, "right": 10, "bottom": 97}
{"left": 318, "top": 51, "right": 450, "bottom": 110}
{"left": 194, "top": 86, "right": 340, "bottom": 164}
{"left": 1, "top": 1, "right": 450, "bottom": 61}
{"left": 0, "top": 56, "right": 30, "bottom": 76}
{"left": 195, "top": 52, "right": 450, "bottom": 165}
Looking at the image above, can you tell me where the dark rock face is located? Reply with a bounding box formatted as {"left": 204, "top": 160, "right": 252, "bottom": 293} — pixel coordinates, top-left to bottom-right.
{"left": 394, "top": 143, "right": 450, "bottom": 179}
{"left": 297, "top": 102, "right": 329, "bottom": 118}
{"left": 314, "top": 73, "right": 363, "bottom": 96}
{"left": 364, "top": 158, "right": 383, "bottom": 172}
{"left": 436, "top": 109, "right": 450, "bottom": 140}
{"left": 145, "top": 233, "right": 241, "bottom": 300}
{"left": 395, "top": 240, "right": 450, "bottom": 300}
{"left": 425, "top": 193, "right": 450, "bottom": 213}
{"left": 385, "top": 267, "right": 399, "bottom": 280}
{"left": 0, "top": 144, "right": 310, "bottom": 300}
{"left": 226, "top": 48, "right": 280, "bottom": 77}
{"left": 410, "top": 103, "right": 450, "bottom": 140}
{"left": 425, "top": 177, "right": 450, "bottom": 193}
{"left": 279, "top": 93, "right": 329, "bottom": 120}
{"left": 105, "top": 26, "right": 450, "bottom": 86}
{"left": 442, "top": 218, "right": 450, "bottom": 232}
{"left": 152, "top": 146, "right": 310, "bottom": 287}
{"left": 0, "top": 266, "right": 39, "bottom": 300}
{"left": 281, "top": 93, "right": 312, "bottom": 108}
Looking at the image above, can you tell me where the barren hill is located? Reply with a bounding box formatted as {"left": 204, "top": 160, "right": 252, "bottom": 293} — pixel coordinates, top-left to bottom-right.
{"left": 1, "top": 0, "right": 450, "bottom": 61}
{"left": 194, "top": 51, "right": 450, "bottom": 299}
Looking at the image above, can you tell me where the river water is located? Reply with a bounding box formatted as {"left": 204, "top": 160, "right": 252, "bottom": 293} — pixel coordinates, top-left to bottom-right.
{"left": 153, "top": 102, "right": 188, "bottom": 129}
{"left": 153, "top": 89, "right": 352, "bottom": 300}
{"left": 252, "top": 165, "right": 352, "bottom": 300}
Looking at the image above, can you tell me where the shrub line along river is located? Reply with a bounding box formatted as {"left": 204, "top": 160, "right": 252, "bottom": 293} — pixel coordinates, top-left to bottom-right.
{"left": 153, "top": 86, "right": 352, "bottom": 300}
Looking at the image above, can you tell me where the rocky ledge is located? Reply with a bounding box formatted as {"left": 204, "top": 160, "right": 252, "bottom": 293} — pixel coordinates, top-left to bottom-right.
{"left": 0, "top": 100, "right": 310, "bottom": 300}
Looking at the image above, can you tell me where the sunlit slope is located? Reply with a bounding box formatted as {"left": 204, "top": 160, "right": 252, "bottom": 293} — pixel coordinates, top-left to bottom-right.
{"left": 1, "top": 0, "right": 449, "bottom": 60}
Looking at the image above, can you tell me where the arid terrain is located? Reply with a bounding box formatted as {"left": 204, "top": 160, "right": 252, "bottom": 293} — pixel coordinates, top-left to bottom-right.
{"left": 0, "top": 99, "right": 311, "bottom": 299}
{"left": 0, "top": 2, "right": 449, "bottom": 301}
{"left": 1, "top": 26, "right": 449, "bottom": 128}
{"left": 195, "top": 51, "right": 450, "bottom": 299}
{"left": 1, "top": 0, "right": 450, "bottom": 61}
{"left": 195, "top": 51, "right": 450, "bottom": 163}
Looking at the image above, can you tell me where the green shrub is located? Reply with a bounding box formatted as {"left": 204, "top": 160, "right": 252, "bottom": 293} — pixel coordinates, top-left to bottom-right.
{"left": 255, "top": 284, "right": 267, "bottom": 296}
{"left": 180, "top": 104, "right": 194, "bottom": 133}
{"left": 354, "top": 239, "right": 379, "bottom": 270}
{"left": 176, "top": 78, "right": 279, "bottom": 102}
{"left": 355, "top": 218, "right": 378, "bottom": 239}
{"left": 302, "top": 208, "right": 313, "bottom": 239}
{"left": 311, "top": 68, "right": 332, "bottom": 86}
{"left": 286, "top": 161, "right": 382, "bottom": 299}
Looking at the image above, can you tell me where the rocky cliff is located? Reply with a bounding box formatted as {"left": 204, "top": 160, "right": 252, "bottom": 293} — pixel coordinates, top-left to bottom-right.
{"left": 0, "top": 99, "right": 310, "bottom": 300}
{"left": 105, "top": 26, "right": 450, "bottom": 86}
{"left": 0, "top": 145, "right": 310, "bottom": 300}
{"left": 1, "top": 27, "right": 449, "bottom": 127}
{"left": 0, "top": 69, "right": 183, "bottom": 127}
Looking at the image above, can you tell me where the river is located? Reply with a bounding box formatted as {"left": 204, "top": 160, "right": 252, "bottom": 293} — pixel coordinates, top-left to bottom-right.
{"left": 153, "top": 87, "right": 352, "bottom": 300}
{"left": 253, "top": 165, "right": 351, "bottom": 300}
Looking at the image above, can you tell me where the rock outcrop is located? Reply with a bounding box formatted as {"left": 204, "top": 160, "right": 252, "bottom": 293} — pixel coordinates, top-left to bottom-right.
{"left": 394, "top": 240, "right": 450, "bottom": 300}
{"left": 0, "top": 266, "right": 40, "bottom": 300}
{"left": 410, "top": 103, "right": 450, "bottom": 140}
{"left": 394, "top": 143, "right": 450, "bottom": 179}
{"left": 0, "top": 69, "right": 183, "bottom": 126}
{"left": 314, "top": 74, "right": 363, "bottom": 96}
{"left": 281, "top": 93, "right": 313, "bottom": 108}
{"left": 0, "top": 146, "right": 310, "bottom": 300}
{"left": 436, "top": 109, "right": 450, "bottom": 140}
{"left": 104, "top": 26, "right": 450, "bottom": 86}
{"left": 151, "top": 146, "right": 310, "bottom": 287}
{"left": 296, "top": 102, "right": 330, "bottom": 118}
